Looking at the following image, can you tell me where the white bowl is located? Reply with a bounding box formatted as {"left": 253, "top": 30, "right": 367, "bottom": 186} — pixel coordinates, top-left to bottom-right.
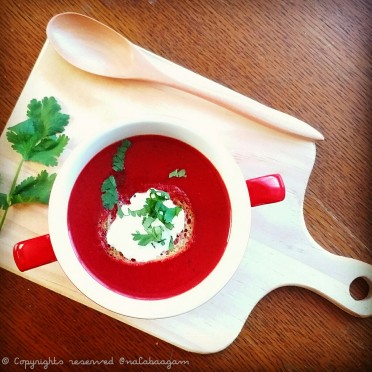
{"left": 49, "top": 118, "right": 251, "bottom": 318}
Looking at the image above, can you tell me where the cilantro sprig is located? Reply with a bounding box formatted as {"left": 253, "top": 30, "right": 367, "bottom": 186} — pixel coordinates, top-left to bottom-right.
{"left": 112, "top": 139, "right": 131, "bottom": 172}
{"left": 101, "top": 175, "right": 124, "bottom": 218}
{"left": 100, "top": 139, "right": 185, "bottom": 250}
{"left": 169, "top": 168, "right": 187, "bottom": 178}
{"left": 130, "top": 189, "right": 182, "bottom": 248}
{"left": 6, "top": 97, "right": 69, "bottom": 166}
{"left": 101, "top": 139, "right": 132, "bottom": 216}
{"left": 131, "top": 189, "right": 182, "bottom": 229}
{"left": 101, "top": 175, "right": 119, "bottom": 210}
{"left": 0, "top": 97, "right": 70, "bottom": 232}
{"left": 133, "top": 225, "right": 165, "bottom": 247}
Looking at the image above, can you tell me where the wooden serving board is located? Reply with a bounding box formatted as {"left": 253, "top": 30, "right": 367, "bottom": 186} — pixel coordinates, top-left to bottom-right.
{"left": 0, "top": 41, "right": 371, "bottom": 354}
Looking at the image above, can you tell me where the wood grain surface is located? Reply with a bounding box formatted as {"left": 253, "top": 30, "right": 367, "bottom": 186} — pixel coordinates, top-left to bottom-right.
{"left": 0, "top": 0, "right": 371, "bottom": 370}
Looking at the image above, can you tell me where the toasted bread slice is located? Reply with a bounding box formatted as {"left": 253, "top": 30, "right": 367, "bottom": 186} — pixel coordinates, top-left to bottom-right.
{"left": 100, "top": 185, "right": 194, "bottom": 263}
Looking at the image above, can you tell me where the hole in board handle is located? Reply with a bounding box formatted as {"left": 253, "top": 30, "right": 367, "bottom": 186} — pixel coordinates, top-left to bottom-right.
{"left": 349, "top": 277, "right": 370, "bottom": 301}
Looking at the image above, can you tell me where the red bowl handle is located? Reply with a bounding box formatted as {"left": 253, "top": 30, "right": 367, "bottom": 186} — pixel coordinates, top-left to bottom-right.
{"left": 13, "top": 234, "right": 56, "bottom": 272}
{"left": 246, "top": 174, "right": 285, "bottom": 207}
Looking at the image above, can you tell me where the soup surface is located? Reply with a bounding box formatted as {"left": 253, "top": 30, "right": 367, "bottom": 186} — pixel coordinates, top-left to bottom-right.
{"left": 68, "top": 135, "right": 231, "bottom": 299}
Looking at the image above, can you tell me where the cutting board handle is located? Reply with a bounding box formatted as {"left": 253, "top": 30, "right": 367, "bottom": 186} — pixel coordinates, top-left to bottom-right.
{"left": 260, "top": 237, "right": 372, "bottom": 317}
{"left": 298, "top": 247, "right": 372, "bottom": 317}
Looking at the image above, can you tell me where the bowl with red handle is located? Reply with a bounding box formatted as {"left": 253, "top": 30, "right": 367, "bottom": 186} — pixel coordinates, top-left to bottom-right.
{"left": 13, "top": 118, "right": 285, "bottom": 318}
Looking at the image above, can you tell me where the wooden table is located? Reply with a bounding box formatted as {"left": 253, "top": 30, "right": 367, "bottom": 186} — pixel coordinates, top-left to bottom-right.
{"left": 1, "top": 0, "right": 371, "bottom": 369}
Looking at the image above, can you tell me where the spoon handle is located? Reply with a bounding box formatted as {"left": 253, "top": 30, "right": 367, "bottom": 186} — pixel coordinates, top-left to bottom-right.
{"left": 166, "top": 80, "right": 323, "bottom": 140}
{"left": 141, "top": 53, "right": 324, "bottom": 141}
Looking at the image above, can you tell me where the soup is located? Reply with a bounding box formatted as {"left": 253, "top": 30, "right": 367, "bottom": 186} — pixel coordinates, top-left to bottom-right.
{"left": 67, "top": 135, "right": 231, "bottom": 299}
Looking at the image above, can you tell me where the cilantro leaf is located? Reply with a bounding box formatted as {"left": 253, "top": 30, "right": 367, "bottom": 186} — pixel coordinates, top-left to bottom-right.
{"left": 169, "top": 168, "right": 187, "bottom": 178}
{"left": 6, "top": 119, "right": 39, "bottom": 159}
{"left": 127, "top": 207, "right": 147, "bottom": 217}
{"left": 27, "top": 97, "right": 70, "bottom": 137}
{"left": 6, "top": 97, "right": 70, "bottom": 165}
{"left": 132, "top": 225, "right": 165, "bottom": 246}
{"left": 132, "top": 231, "right": 157, "bottom": 246}
{"left": 27, "top": 134, "right": 69, "bottom": 166}
{"left": 9, "top": 170, "right": 56, "bottom": 206}
{"left": 112, "top": 139, "right": 131, "bottom": 172}
{"left": 164, "top": 206, "right": 182, "bottom": 224}
{"left": 0, "top": 96, "right": 71, "bottom": 233}
{"left": 139, "top": 189, "right": 181, "bottom": 228}
{"left": 100, "top": 139, "right": 132, "bottom": 214}
{"left": 128, "top": 188, "right": 183, "bottom": 247}
{"left": 101, "top": 137, "right": 186, "bottom": 250}
{"left": 168, "top": 236, "right": 174, "bottom": 251}
{"left": 117, "top": 206, "right": 124, "bottom": 218}
{"left": 142, "top": 216, "right": 156, "bottom": 229}
{"left": 101, "top": 175, "right": 119, "bottom": 210}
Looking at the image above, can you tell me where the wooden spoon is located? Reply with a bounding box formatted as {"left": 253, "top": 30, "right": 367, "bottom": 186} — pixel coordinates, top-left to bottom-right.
{"left": 47, "top": 13, "right": 324, "bottom": 140}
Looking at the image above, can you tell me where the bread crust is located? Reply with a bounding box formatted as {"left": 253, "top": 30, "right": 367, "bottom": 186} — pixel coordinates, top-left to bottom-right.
{"left": 99, "top": 185, "right": 194, "bottom": 264}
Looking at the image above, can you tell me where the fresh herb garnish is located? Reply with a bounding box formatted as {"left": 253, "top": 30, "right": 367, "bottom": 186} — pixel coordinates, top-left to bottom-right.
{"left": 169, "top": 168, "right": 187, "bottom": 178}
{"left": 6, "top": 97, "right": 69, "bottom": 166}
{"left": 0, "top": 97, "right": 70, "bottom": 232}
{"left": 132, "top": 226, "right": 165, "bottom": 247}
{"left": 139, "top": 189, "right": 182, "bottom": 229}
{"left": 8, "top": 170, "right": 57, "bottom": 205}
{"left": 101, "top": 140, "right": 185, "bottom": 250}
{"left": 101, "top": 140, "right": 132, "bottom": 217}
{"left": 112, "top": 139, "right": 131, "bottom": 172}
{"left": 168, "top": 236, "right": 175, "bottom": 251}
{"left": 101, "top": 175, "right": 119, "bottom": 210}
{"left": 130, "top": 189, "right": 182, "bottom": 247}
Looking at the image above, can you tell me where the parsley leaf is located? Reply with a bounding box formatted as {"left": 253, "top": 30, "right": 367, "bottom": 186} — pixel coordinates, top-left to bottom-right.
{"left": 6, "top": 97, "right": 70, "bottom": 165}
{"left": 9, "top": 170, "right": 56, "bottom": 206}
{"left": 169, "top": 168, "right": 187, "bottom": 178}
{"left": 112, "top": 139, "right": 131, "bottom": 172}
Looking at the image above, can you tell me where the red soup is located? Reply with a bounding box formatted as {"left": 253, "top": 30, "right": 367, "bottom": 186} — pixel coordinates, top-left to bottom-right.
{"left": 68, "top": 135, "right": 231, "bottom": 299}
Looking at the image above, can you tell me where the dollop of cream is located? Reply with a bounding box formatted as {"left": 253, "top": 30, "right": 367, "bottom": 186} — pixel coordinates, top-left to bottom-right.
{"left": 106, "top": 189, "right": 185, "bottom": 262}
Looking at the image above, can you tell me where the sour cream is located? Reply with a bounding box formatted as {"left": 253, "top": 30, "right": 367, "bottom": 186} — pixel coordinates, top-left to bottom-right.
{"left": 106, "top": 189, "right": 185, "bottom": 262}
